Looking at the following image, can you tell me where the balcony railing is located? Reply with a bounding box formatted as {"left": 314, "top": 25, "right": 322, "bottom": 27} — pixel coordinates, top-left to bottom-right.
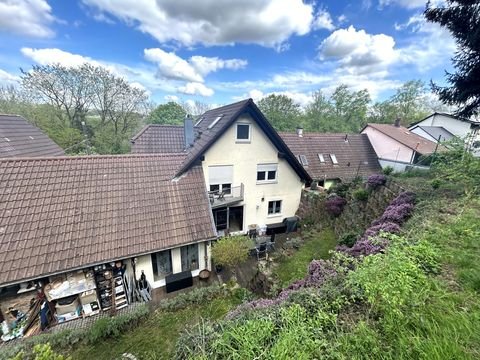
{"left": 209, "top": 183, "right": 244, "bottom": 209}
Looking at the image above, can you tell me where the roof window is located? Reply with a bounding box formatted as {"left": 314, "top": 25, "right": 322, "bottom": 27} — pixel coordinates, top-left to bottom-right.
{"left": 318, "top": 154, "right": 325, "bottom": 163}
{"left": 330, "top": 154, "right": 338, "bottom": 165}
{"left": 208, "top": 114, "right": 224, "bottom": 129}
{"left": 298, "top": 154, "right": 308, "bottom": 166}
{"left": 194, "top": 116, "right": 205, "bottom": 127}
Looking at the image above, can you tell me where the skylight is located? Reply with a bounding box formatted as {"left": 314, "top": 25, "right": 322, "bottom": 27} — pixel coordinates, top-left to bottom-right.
{"left": 330, "top": 154, "right": 338, "bottom": 164}
{"left": 318, "top": 154, "right": 325, "bottom": 163}
{"left": 194, "top": 117, "right": 204, "bottom": 127}
{"left": 208, "top": 114, "right": 224, "bottom": 129}
{"left": 299, "top": 154, "right": 308, "bottom": 166}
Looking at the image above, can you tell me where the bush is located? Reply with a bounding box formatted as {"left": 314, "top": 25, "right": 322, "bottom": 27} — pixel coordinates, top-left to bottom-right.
{"left": 325, "top": 196, "right": 347, "bottom": 217}
{"left": 12, "top": 343, "right": 71, "bottom": 360}
{"left": 352, "top": 188, "right": 369, "bottom": 201}
{"left": 211, "top": 235, "right": 250, "bottom": 269}
{"left": 383, "top": 166, "right": 394, "bottom": 175}
{"left": 339, "top": 232, "right": 360, "bottom": 247}
{"left": 328, "top": 183, "right": 350, "bottom": 198}
{"left": 157, "top": 284, "right": 232, "bottom": 312}
{"left": 430, "top": 178, "right": 441, "bottom": 189}
{"left": 366, "top": 174, "right": 387, "bottom": 189}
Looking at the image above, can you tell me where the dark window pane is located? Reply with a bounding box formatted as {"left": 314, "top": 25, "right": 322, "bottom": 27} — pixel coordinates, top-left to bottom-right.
{"left": 151, "top": 250, "right": 172, "bottom": 281}
{"left": 210, "top": 184, "right": 219, "bottom": 193}
{"left": 222, "top": 183, "right": 231, "bottom": 194}
{"left": 257, "top": 171, "right": 266, "bottom": 181}
{"left": 181, "top": 244, "right": 199, "bottom": 272}
{"left": 268, "top": 201, "right": 274, "bottom": 214}
{"left": 237, "top": 124, "right": 249, "bottom": 140}
{"left": 275, "top": 201, "right": 281, "bottom": 213}
{"left": 267, "top": 171, "right": 276, "bottom": 180}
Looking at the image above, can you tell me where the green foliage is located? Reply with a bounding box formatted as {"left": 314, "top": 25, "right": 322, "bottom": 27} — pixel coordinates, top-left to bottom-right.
{"left": 12, "top": 343, "right": 71, "bottom": 360}
{"left": 258, "top": 94, "right": 301, "bottom": 131}
{"left": 352, "top": 188, "right": 369, "bottom": 201}
{"left": 211, "top": 235, "right": 250, "bottom": 269}
{"left": 147, "top": 101, "right": 187, "bottom": 125}
{"left": 383, "top": 166, "right": 394, "bottom": 175}
{"left": 339, "top": 232, "right": 360, "bottom": 248}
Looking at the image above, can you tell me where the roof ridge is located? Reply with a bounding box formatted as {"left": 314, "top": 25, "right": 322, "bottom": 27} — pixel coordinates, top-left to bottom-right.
{"left": 0, "top": 153, "right": 187, "bottom": 162}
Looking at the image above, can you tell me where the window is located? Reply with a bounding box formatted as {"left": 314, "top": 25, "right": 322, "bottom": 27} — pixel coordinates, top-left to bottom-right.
{"left": 208, "top": 165, "right": 233, "bottom": 195}
{"left": 318, "top": 154, "right": 325, "bottom": 163}
{"left": 257, "top": 164, "right": 277, "bottom": 183}
{"left": 236, "top": 124, "right": 250, "bottom": 141}
{"left": 151, "top": 250, "right": 172, "bottom": 281}
{"left": 181, "top": 244, "right": 199, "bottom": 272}
{"left": 208, "top": 114, "right": 223, "bottom": 129}
{"left": 268, "top": 200, "right": 282, "bottom": 215}
{"left": 330, "top": 154, "right": 338, "bottom": 165}
{"left": 299, "top": 154, "right": 308, "bottom": 166}
{"left": 194, "top": 116, "right": 204, "bottom": 127}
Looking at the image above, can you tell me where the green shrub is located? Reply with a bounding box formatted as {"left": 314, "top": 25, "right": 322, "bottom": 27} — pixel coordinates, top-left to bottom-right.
{"left": 12, "top": 343, "right": 71, "bottom": 360}
{"left": 157, "top": 284, "right": 231, "bottom": 312}
{"left": 211, "top": 235, "right": 250, "bottom": 269}
{"left": 352, "top": 188, "right": 369, "bottom": 201}
{"left": 430, "top": 178, "right": 441, "bottom": 189}
{"left": 338, "top": 232, "right": 360, "bottom": 247}
{"left": 383, "top": 166, "right": 394, "bottom": 175}
{"left": 328, "top": 183, "right": 350, "bottom": 198}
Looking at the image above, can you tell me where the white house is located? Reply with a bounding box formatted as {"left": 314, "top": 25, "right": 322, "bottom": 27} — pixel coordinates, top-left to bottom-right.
{"left": 132, "top": 99, "right": 311, "bottom": 236}
{"left": 361, "top": 120, "right": 440, "bottom": 172}
{"left": 408, "top": 112, "right": 480, "bottom": 155}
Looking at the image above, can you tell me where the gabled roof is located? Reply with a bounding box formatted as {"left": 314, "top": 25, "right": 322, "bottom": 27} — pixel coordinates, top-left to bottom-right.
{"left": 280, "top": 133, "right": 381, "bottom": 181}
{"left": 413, "top": 125, "right": 455, "bottom": 142}
{"left": 409, "top": 112, "right": 480, "bottom": 127}
{"left": 363, "top": 123, "right": 439, "bottom": 155}
{"left": 176, "top": 99, "right": 312, "bottom": 182}
{"left": 131, "top": 124, "right": 185, "bottom": 153}
{"left": 0, "top": 114, "right": 64, "bottom": 158}
{"left": 0, "top": 154, "right": 216, "bottom": 287}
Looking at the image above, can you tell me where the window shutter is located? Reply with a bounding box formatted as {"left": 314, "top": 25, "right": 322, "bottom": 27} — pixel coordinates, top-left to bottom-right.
{"left": 208, "top": 165, "right": 233, "bottom": 185}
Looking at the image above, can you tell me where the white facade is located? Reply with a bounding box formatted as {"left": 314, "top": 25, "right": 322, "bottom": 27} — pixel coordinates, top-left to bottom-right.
{"left": 362, "top": 126, "right": 415, "bottom": 165}
{"left": 135, "top": 241, "right": 210, "bottom": 289}
{"left": 202, "top": 114, "right": 304, "bottom": 233}
{"left": 409, "top": 127, "right": 439, "bottom": 143}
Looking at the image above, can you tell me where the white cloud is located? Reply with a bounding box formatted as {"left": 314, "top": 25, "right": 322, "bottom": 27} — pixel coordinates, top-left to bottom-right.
{"left": 144, "top": 48, "right": 203, "bottom": 83}
{"left": 313, "top": 9, "right": 335, "bottom": 31}
{"left": 319, "top": 26, "right": 398, "bottom": 75}
{"left": 178, "top": 82, "right": 214, "bottom": 97}
{"left": 144, "top": 48, "right": 247, "bottom": 83}
{"left": 0, "top": 0, "right": 55, "bottom": 38}
{"left": 21, "top": 47, "right": 104, "bottom": 68}
{"left": 378, "top": 0, "right": 427, "bottom": 9}
{"left": 81, "top": 0, "right": 314, "bottom": 48}
{"left": 189, "top": 56, "right": 247, "bottom": 77}
{"left": 0, "top": 69, "right": 20, "bottom": 86}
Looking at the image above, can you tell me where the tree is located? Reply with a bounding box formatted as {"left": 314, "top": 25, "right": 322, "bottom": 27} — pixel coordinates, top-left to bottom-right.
{"left": 211, "top": 236, "right": 250, "bottom": 272}
{"left": 258, "top": 94, "right": 302, "bottom": 131}
{"left": 147, "top": 101, "right": 186, "bottom": 125}
{"left": 425, "top": 1, "right": 480, "bottom": 118}
{"left": 182, "top": 100, "right": 213, "bottom": 116}
{"left": 330, "top": 85, "right": 370, "bottom": 131}
{"left": 304, "top": 91, "right": 334, "bottom": 132}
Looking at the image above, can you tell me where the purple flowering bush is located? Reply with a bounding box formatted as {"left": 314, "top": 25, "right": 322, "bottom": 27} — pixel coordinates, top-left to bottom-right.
{"left": 364, "top": 222, "right": 401, "bottom": 239}
{"left": 325, "top": 196, "right": 347, "bottom": 217}
{"left": 367, "top": 174, "right": 387, "bottom": 189}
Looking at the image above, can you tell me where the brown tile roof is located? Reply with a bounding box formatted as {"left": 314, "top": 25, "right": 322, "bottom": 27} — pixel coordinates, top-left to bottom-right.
{"left": 0, "top": 114, "right": 64, "bottom": 158}
{"left": 131, "top": 124, "right": 185, "bottom": 153}
{"left": 176, "top": 99, "right": 311, "bottom": 182}
{"left": 280, "top": 133, "right": 382, "bottom": 181}
{"left": 364, "top": 123, "right": 439, "bottom": 155}
{"left": 0, "top": 154, "right": 216, "bottom": 287}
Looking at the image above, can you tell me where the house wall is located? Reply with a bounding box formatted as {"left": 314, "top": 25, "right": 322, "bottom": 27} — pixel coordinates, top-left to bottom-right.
{"left": 202, "top": 114, "right": 304, "bottom": 231}
{"left": 409, "top": 126, "right": 438, "bottom": 143}
{"left": 362, "top": 126, "right": 414, "bottom": 164}
{"left": 135, "top": 241, "right": 209, "bottom": 289}
{"left": 416, "top": 114, "right": 472, "bottom": 138}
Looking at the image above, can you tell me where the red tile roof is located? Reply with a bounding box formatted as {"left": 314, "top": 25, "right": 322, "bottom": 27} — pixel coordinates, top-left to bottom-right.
{"left": 131, "top": 124, "right": 185, "bottom": 153}
{"left": 280, "top": 133, "right": 382, "bottom": 181}
{"left": 0, "top": 114, "right": 64, "bottom": 158}
{"left": 364, "top": 123, "right": 439, "bottom": 155}
{"left": 0, "top": 154, "right": 216, "bottom": 286}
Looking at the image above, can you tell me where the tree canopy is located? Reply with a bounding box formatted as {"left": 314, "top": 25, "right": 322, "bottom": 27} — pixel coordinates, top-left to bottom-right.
{"left": 425, "top": 0, "right": 480, "bottom": 118}
{"left": 147, "top": 101, "right": 187, "bottom": 125}
{"left": 258, "top": 94, "right": 302, "bottom": 131}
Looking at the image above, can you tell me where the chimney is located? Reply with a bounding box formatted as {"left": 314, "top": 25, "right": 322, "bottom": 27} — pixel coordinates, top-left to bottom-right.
{"left": 344, "top": 134, "right": 348, "bottom": 142}
{"left": 394, "top": 117, "right": 401, "bottom": 127}
{"left": 184, "top": 115, "right": 195, "bottom": 148}
{"left": 296, "top": 126, "right": 303, "bottom": 137}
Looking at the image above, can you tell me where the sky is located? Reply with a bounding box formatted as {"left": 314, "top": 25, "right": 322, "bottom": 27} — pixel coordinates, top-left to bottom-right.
{"left": 0, "top": 0, "right": 456, "bottom": 107}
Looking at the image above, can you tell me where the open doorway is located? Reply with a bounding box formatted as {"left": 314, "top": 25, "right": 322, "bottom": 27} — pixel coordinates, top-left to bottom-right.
{"left": 212, "top": 206, "right": 244, "bottom": 233}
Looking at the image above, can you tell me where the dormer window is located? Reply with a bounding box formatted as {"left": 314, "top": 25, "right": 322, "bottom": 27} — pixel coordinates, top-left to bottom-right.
{"left": 236, "top": 123, "right": 250, "bottom": 142}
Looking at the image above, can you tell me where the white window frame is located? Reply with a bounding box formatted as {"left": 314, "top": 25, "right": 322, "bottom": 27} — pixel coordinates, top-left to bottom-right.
{"left": 236, "top": 123, "right": 251, "bottom": 142}
{"left": 318, "top": 154, "right": 325, "bottom": 163}
{"left": 330, "top": 154, "right": 338, "bottom": 165}
{"left": 256, "top": 163, "right": 278, "bottom": 184}
{"left": 267, "top": 200, "right": 282, "bottom": 216}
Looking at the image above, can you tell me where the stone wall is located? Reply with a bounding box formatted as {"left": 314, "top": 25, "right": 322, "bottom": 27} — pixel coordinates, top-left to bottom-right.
{"left": 297, "top": 179, "right": 406, "bottom": 238}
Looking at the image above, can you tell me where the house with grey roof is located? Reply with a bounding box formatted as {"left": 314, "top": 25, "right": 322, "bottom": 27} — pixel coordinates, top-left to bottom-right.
{"left": 0, "top": 114, "right": 64, "bottom": 158}
{"left": 280, "top": 130, "right": 382, "bottom": 189}
{"left": 132, "top": 99, "right": 311, "bottom": 236}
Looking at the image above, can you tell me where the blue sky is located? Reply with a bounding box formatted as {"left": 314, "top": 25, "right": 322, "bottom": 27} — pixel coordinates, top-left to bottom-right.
{"left": 0, "top": 0, "right": 455, "bottom": 107}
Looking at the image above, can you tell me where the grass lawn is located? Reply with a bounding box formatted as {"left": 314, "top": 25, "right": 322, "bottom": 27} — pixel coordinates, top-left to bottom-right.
{"left": 68, "top": 293, "right": 242, "bottom": 360}
{"left": 274, "top": 227, "right": 337, "bottom": 287}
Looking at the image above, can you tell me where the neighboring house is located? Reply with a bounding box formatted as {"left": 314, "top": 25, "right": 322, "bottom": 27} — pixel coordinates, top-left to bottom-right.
{"left": 280, "top": 130, "right": 382, "bottom": 189}
{"left": 131, "top": 124, "right": 185, "bottom": 153}
{"left": 132, "top": 99, "right": 311, "bottom": 235}
{"left": 0, "top": 153, "right": 217, "bottom": 322}
{"left": 361, "top": 120, "right": 440, "bottom": 172}
{"left": 408, "top": 112, "right": 480, "bottom": 155}
{"left": 0, "top": 114, "right": 64, "bottom": 158}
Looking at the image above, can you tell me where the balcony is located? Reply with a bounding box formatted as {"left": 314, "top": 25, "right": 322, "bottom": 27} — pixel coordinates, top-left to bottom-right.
{"left": 209, "top": 183, "right": 244, "bottom": 209}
